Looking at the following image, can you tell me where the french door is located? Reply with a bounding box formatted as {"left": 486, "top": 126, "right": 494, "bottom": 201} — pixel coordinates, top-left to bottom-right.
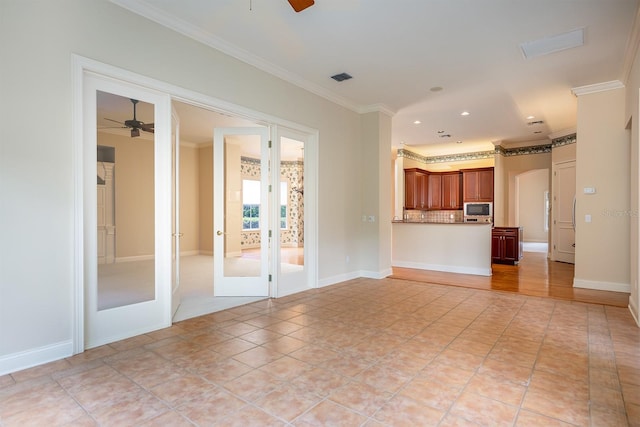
{"left": 84, "top": 73, "right": 171, "bottom": 349}
{"left": 213, "top": 127, "right": 270, "bottom": 296}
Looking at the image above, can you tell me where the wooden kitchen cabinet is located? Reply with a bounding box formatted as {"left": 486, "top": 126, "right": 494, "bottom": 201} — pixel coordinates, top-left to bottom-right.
{"left": 427, "top": 174, "right": 442, "bottom": 209}
{"left": 442, "top": 172, "right": 463, "bottom": 209}
{"left": 405, "top": 169, "right": 463, "bottom": 210}
{"left": 462, "top": 167, "right": 494, "bottom": 202}
{"left": 404, "top": 168, "right": 429, "bottom": 209}
{"left": 492, "top": 227, "right": 523, "bottom": 265}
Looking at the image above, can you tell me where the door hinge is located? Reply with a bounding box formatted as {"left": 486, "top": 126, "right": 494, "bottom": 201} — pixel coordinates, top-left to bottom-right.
{"left": 268, "top": 140, "right": 272, "bottom": 149}
{"left": 269, "top": 230, "right": 272, "bottom": 238}
{"left": 269, "top": 184, "right": 272, "bottom": 192}
{"left": 269, "top": 274, "right": 272, "bottom": 282}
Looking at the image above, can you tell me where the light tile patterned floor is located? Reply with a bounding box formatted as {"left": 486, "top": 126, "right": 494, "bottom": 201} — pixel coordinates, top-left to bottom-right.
{"left": 1, "top": 277, "right": 640, "bottom": 426}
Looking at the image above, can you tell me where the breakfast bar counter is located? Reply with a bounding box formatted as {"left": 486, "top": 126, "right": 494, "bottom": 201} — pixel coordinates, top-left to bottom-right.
{"left": 392, "top": 221, "right": 493, "bottom": 276}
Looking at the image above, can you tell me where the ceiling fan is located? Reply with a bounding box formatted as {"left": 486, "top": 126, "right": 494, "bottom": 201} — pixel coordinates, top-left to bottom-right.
{"left": 288, "top": 0, "right": 314, "bottom": 12}
{"left": 103, "top": 99, "right": 154, "bottom": 138}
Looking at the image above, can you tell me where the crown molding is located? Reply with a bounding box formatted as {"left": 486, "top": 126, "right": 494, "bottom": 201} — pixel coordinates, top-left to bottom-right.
{"left": 547, "top": 128, "right": 577, "bottom": 140}
{"left": 358, "top": 103, "right": 396, "bottom": 117}
{"left": 571, "top": 80, "right": 624, "bottom": 96}
{"left": 110, "top": 0, "right": 365, "bottom": 114}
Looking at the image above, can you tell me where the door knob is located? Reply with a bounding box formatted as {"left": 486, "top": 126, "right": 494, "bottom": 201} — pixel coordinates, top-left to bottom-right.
{"left": 216, "top": 230, "right": 225, "bottom": 236}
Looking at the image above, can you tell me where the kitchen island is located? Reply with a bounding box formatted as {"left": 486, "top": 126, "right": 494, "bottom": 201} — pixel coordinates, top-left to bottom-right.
{"left": 392, "top": 221, "right": 492, "bottom": 276}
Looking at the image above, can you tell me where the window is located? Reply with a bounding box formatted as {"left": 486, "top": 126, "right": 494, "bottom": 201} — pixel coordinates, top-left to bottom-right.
{"left": 544, "top": 190, "right": 550, "bottom": 231}
{"left": 243, "top": 179, "right": 260, "bottom": 230}
{"left": 242, "top": 179, "right": 288, "bottom": 230}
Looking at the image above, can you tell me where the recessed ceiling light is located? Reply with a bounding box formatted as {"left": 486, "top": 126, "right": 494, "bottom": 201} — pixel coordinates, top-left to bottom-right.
{"left": 439, "top": 134, "right": 451, "bottom": 138}
{"left": 527, "top": 115, "right": 535, "bottom": 120}
{"left": 461, "top": 111, "right": 470, "bottom": 116}
{"left": 437, "top": 130, "right": 445, "bottom": 133}
{"left": 413, "top": 120, "right": 421, "bottom": 125}
{"left": 456, "top": 140, "right": 463, "bottom": 144}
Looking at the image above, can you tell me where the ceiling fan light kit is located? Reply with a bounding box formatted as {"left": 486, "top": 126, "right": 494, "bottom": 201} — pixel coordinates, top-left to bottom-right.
{"left": 288, "top": 0, "right": 314, "bottom": 12}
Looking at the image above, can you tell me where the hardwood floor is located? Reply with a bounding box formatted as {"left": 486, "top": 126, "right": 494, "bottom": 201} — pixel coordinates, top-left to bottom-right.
{"left": 242, "top": 247, "right": 304, "bottom": 265}
{"left": 390, "top": 251, "right": 630, "bottom": 308}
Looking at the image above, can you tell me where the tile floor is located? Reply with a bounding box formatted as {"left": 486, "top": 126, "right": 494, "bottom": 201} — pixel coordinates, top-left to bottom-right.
{"left": 1, "top": 277, "right": 640, "bottom": 426}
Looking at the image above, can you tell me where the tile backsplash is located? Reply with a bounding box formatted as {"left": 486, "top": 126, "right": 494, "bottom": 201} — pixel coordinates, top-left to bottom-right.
{"left": 403, "top": 209, "right": 463, "bottom": 223}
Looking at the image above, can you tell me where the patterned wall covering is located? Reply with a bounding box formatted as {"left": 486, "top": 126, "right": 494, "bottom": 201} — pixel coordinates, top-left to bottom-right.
{"left": 398, "top": 133, "right": 576, "bottom": 165}
{"left": 240, "top": 156, "right": 304, "bottom": 248}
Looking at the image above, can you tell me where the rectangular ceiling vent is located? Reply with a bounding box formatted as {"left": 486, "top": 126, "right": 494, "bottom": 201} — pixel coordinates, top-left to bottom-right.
{"left": 527, "top": 120, "right": 545, "bottom": 126}
{"left": 331, "top": 72, "right": 353, "bottom": 82}
{"left": 520, "top": 28, "right": 584, "bottom": 59}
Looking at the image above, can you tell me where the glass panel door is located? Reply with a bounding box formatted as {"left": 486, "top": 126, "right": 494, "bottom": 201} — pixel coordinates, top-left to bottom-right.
{"left": 274, "top": 129, "right": 308, "bottom": 297}
{"left": 85, "top": 74, "right": 171, "bottom": 349}
{"left": 213, "top": 127, "right": 270, "bottom": 296}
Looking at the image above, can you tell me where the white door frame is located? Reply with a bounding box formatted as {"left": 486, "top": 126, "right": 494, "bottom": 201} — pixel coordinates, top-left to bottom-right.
{"left": 72, "top": 55, "right": 318, "bottom": 354}
{"left": 171, "top": 106, "right": 182, "bottom": 318}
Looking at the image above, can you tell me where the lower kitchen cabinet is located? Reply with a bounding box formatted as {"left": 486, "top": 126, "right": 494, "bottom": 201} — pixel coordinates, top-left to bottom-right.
{"left": 492, "top": 227, "right": 523, "bottom": 265}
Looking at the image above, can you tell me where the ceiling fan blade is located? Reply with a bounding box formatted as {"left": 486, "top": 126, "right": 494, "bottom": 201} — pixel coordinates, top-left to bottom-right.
{"left": 288, "top": 0, "right": 314, "bottom": 12}
{"left": 140, "top": 123, "right": 154, "bottom": 133}
{"left": 104, "top": 118, "right": 125, "bottom": 125}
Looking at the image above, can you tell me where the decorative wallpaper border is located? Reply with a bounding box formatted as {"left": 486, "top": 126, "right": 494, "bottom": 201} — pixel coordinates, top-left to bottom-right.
{"left": 397, "top": 148, "right": 495, "bottom": 164}
{"left": 495, "top": 144, "right": 551, "bottom": 157}
{"left": 551, "top": 133, "right": 577, "bottom": 148}
{"left": 398, "top": 133, "right": 576, "bottom": 163}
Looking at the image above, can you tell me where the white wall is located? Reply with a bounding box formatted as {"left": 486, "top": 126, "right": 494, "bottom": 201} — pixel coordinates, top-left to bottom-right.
{"left": 0, "top": 0, "right": 385, "bottom": 372}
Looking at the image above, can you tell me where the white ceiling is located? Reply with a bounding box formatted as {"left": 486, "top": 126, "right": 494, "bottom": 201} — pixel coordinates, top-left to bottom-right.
{"left": 110, "top": 0, "right": 639, "bottom": 155}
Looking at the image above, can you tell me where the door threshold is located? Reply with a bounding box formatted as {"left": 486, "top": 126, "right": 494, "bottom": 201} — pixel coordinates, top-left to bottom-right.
{"left": 173, "top": 296, "right": 268, "bottom": 322}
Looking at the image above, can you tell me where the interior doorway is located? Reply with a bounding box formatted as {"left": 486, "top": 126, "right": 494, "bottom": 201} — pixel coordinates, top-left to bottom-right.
{"left": 515, "top": 168, "right": 550, "bottom": 254}
{"left": 169, "top": 103, "right": 315, "bottom": 321}
{"left": 552, "top": 160, "right": 576, "bottom": 264}
{"left": 75, "top": 56, "right": 318, "bottom": 352}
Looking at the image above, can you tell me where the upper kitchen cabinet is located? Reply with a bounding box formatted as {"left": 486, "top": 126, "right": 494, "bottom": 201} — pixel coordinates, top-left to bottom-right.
{"left": 427, "top": 174, "right": 442, "bottom": 210}
{"left": 462, "top": 167, "right": 494, "bottom": 202}
{"left": 442, "top": 172, "right": 463, "bottom": 209}
{"left": 404, "top": 168, "right": 429, "bottom": 209}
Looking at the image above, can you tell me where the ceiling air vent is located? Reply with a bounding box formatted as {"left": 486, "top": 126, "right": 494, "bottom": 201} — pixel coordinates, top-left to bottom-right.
{"left": 331, "top": 72, "right": 352, "bottom": 82}
{"left": 527, "top": 120, "right": 545, "bottom": 126}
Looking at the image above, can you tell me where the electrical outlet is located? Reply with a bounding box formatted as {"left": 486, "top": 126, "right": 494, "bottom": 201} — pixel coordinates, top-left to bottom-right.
{"left": 368, "top": 216, "right": 375, "bottom": 222}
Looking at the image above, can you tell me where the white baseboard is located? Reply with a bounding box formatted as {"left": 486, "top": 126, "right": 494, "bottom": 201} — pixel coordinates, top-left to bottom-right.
{"left": 199, "top": 250, "right": 213, "bottom": 256}
{"left": 0, "top": 340, "right": 73, "bottom": 376}
{"left": 115, "top": 255, "right": 154, "bottom": 263}
{"left": 392, "top": 261, "right": 492, "bottom": 277}
{"left": 360, "top": 268, "right": 393, "bottom": 279}
{"left": 573, "top": 278, "right": 631, "bottom": 293}
{"left": 317, "top": 271, "right": 361, "bottom": 288}
{"left": 629, "top": 299, "right": 639, "bottom": 327}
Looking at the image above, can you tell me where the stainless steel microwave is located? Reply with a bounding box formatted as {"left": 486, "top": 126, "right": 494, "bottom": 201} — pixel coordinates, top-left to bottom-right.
{"left": 464, "top": 202, "right": 492, "bottom": 217}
